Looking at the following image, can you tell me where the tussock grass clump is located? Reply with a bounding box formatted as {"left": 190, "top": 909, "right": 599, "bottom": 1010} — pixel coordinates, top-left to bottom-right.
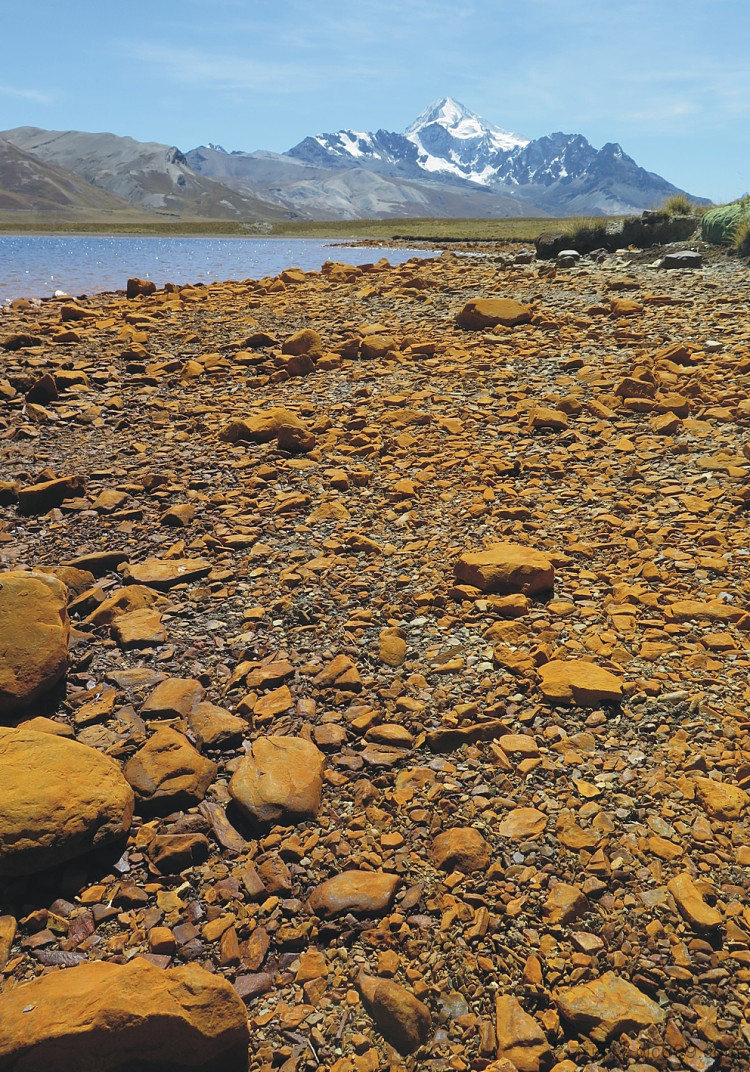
{"left": 563, "top": 216, "right": 607, "bottom": 249}
{"left": 733, "top": 217, "right": 750, "bottom": 256}
{"left": 661, "top": 193, "right": 694, "bottom": 216}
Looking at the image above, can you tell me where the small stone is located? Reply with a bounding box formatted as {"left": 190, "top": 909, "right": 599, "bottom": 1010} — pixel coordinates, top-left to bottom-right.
{"left": 141, "top": 677, "right": 205, "bottom": 719}
{"left": 308, "top": 871, "right": 400, "bottom": 918}
{"left": 124, "top": 727, "right": 217, "bottom": 812}
{"left": 692, "top": 775, "right": 749, "bottom": 820}
{"left": 229, "top": 736, "right": 324, "bottom": 825}
{"left": 431, "top": 828, "right": 491, "bottom": 873}
{"left": 667, "top": 872, "right": 723, "bottom": 929}
{"left": 497, "top": 808, "right": 548, "bottom": 840}
{"left": 495, "top": 994, "right": 552, "bottom": 1072}
{"left": 358, "top": 973, "right": 431, "bottom": 1054}
{"left": 543, "top": 883, "right": 588, "bottom": 925}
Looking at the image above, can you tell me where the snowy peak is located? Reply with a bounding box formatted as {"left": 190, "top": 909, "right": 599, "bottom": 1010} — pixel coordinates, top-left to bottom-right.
{"left": 405, "top": 96, "right": 528, "bottom": 152}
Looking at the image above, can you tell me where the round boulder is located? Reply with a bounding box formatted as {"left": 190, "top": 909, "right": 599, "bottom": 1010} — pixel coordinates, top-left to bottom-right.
{"left": 0, "top": 727, "right": 134, "bottom": 876}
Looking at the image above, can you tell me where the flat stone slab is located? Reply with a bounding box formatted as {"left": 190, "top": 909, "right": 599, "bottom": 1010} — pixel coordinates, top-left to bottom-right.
{"left": 120, "top": 557, "right": 212, "bottom": 590}
{"left": 454, "top": 543, "right": 554, "bottom": 596}
{"left": 538, "top": 659, "right": 622, "bottom": 706}
{"left": 555, "top": 971, "right": 666, "bottom": 1042}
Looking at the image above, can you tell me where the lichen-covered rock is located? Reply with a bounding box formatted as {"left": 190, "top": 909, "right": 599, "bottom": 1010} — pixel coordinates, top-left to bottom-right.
{"left": 555, "top": 972, "right": 666, "bottom": 1041}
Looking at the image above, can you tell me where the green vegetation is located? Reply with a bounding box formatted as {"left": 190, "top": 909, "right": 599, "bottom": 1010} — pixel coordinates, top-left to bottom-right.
{"left": 563, "top": 216, "right": 608, "bottom": 249}
{"left": 733, "top": 216, "right": 750, "bottom": 256}
{"left": 701, "top": 196, "right": 750, "bottom": 245}
{"left": 660, "top": 193, "right": 697, "bottom": 216}
{"left": 0, "top": 214, "right": 592, "bottom": 243}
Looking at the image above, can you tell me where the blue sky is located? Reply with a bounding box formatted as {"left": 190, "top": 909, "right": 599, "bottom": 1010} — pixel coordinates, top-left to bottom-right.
{"left": 1, "top": 0, "right": 747, "bottom": 204}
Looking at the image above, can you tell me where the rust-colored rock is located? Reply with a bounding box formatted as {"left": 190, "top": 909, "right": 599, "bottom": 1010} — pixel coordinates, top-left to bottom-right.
{"left": 0, "top": 571, "right": 69, "bottom": 714}
{"left": 456, "top": 298, "right": 532, "bottom": 330}
{"left": 0, "top": 958, "right": 249, "bottom": 1070}
{"left": 538, "top": 659, "right": 622, "bottom": 706}
{"left": 0, "top": 727, "right": 134, "bottom": 876}
{"left": 359, "top": 972, "right": 431, "bottom": 1054}
{"left": 308, "top": 871, "right": 400, "bottom": 918}
{"left": 229, "top": 736, "right": 324, "bottom": 825}
{"left": 124, "top": 727, "right": 217, "bottom": 812}
{"left": 495, "top": 994, "right": 551, "bottom": 1072}
{"left": 432, "top": 827, "right": 491, "bottom": 873}
{"left": 555, "top": 972, "right": 666, "bottom": 1041}
{"left": 454, "top": 543, "right": 554, "bottom": 595}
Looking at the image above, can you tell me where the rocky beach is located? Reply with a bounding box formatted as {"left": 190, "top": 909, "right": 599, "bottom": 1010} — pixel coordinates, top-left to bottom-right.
{"left": 1, "top": 241, "right": 750, "bottom": 1071}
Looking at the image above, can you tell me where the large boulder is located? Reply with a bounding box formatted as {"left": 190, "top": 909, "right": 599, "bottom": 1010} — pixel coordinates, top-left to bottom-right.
{"left": 0, "top": 571, "right": 70, "bottom": 715}
{"left": 0, "top": 958, "right": 249, "bottom": 1071}
{"left": 229, "top": 736, "right": 324, "bottom": 825}
{"left": 0, "top": 727, "right": 134, "bottom": 876}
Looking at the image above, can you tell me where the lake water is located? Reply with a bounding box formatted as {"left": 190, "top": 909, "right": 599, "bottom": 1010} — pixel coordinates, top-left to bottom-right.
{"left": 0, "top": 235, "right": 438, "bottom": 304}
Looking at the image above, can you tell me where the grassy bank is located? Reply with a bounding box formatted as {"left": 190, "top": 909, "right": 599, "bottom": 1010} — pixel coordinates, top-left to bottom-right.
{"left": 0, "top": 215, "right": 569, "bottom": 243}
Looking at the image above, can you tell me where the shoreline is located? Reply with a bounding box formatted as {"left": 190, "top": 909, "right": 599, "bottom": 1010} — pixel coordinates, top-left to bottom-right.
{"left": 1, "top": 248, "right": 750, "bottom": 1069}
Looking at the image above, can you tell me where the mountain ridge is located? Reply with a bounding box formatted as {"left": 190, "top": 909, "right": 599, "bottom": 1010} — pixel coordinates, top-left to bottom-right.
{"left": 0, "top": 99, "right": 708, "bottom": 221}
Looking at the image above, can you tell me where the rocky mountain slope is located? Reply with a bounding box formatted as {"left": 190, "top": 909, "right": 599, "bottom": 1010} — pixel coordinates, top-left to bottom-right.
{"left": 0, "top": 242, "right": 749, "bottom": 1069}
{"left": 283, "top": 97, "right": 704, "bottom": 216}
{"left": 0, "top": 136, "right": 139, "bottom": 216}
{"left": 0, "top": 127, "right": 290, "bottom": 221}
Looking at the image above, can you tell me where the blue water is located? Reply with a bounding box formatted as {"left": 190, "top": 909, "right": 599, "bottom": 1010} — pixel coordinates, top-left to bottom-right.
{"left": 0, "top": 235, "right": 437, "bottom": 304}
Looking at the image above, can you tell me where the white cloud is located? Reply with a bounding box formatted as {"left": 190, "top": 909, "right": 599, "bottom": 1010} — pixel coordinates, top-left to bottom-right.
{"left": 0, "top": 83, "right": 53, "bottom": 105}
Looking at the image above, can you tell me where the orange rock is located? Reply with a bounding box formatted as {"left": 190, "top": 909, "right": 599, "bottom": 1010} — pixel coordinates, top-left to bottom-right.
{"left": 692, "top": 775, "right": 749, "bottom": 820}
{"left": 229, "top": 736, "right": 324, "bottom": 824}
{"left": 0, "top": 727, "right": 134, "bottom": 876}
{"left": 497, "top": 807, "right": 548, "bottom": 840}
{"left": 495, "top": 994, "right": 551, "bottom": 1072}
{"left": 281, "top": 328, "right": 322, "bottom": 357}
{"left": 456, "top": 298, "right": 532, "bottom": 330}
{"left": 124, "top": 727, "right": 217, "bottom": 812}
{"left": 141, "top": 677, "right": 205, "bottom": 719}
{"left": 543, "top": 882, "right": 588, "bottom": 925}
{"left": 555, "top": 971, "right": 665, "bottom": 1041}
{"left": 431, "top": 827, "right": 491, "bottom": 873}
{"left": 667, "top": 872, "right": 723, "bottom": 930}
{"left": 0, "top": 571, "right": 69, "bottom": 714}
{"left": 358, "top": 972, "right": 431, "bottom": 1054}
{"left": 0, "top": 959, "right": 248, "bottom": 1070}
{"left": 454, "top": 543, "right": 554, "bottom": 595}
{"left": 538, "top": 659, "right": 622, "bottom": 706}
{"left": 308, "top": 871, "right": 400, "bottom": 918}
{"left": 120, "top": 557, "right": 212, "bottom": 590}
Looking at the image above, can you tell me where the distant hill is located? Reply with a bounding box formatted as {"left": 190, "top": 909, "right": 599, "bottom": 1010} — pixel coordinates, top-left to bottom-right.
{"left": 0, "top": 136, "right": 137, "bottom": 215}
{"left": 0, "top": 127, "right": 290, "bottom": 221}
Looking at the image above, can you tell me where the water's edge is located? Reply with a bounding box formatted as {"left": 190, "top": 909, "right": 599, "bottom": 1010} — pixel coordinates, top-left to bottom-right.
{"left": 0, "top": 235, "right": 437, "bottom": 304}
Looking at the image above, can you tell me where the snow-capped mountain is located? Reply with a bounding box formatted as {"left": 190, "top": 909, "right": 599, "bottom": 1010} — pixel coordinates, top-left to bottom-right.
{"left": 403, "top": 98, "right": 528, "bottom": 184}
{"left": 285, "top": 97, "right": 705, "bottom": 215}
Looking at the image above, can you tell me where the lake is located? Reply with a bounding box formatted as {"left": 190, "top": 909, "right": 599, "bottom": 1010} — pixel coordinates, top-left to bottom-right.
{"left": 0, "top": 235, "right": 438, "bottom": 304}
